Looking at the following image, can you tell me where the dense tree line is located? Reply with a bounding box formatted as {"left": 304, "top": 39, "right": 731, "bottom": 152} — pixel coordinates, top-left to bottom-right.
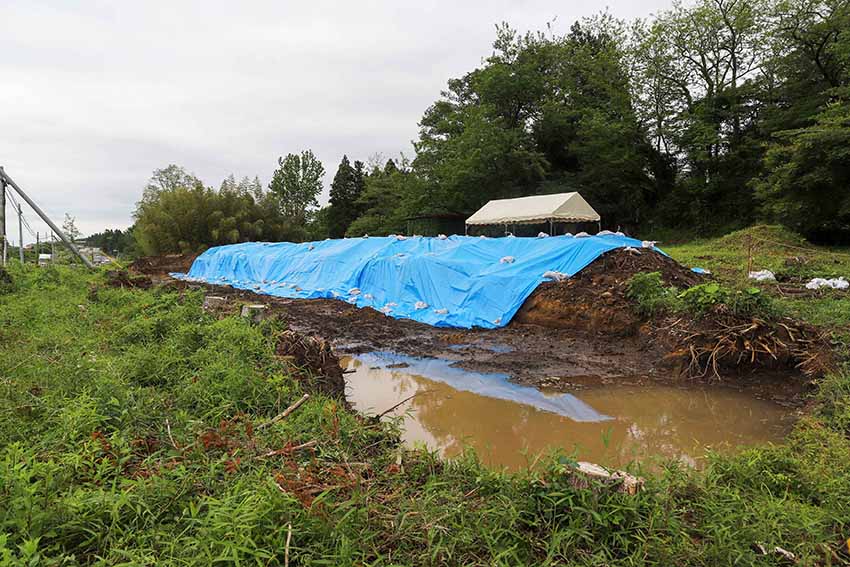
{"left": 133, "top": 0, "right": 849, "bottom": 252}
{"left": 83, "top": 228, "right": 137, "bottom": 256}
{"left": 339, "top": 0, "right": 849, "bottom": 242}
{"left": 133, "top": 157, "right": 322, "bottom": 256}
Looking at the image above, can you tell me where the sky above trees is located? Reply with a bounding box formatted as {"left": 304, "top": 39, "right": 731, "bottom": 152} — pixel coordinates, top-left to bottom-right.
{"left": 0, "top": 0, "right": 674, "bottom": 239}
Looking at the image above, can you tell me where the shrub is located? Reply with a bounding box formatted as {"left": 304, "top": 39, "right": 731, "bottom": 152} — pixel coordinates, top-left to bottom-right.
{"left": 678, "top": 282, "right": 729, "bottom": 315}
{"left": 626, "top": 272, "right": 680, "bottom": 316}
{"left": 0, "top": 267, "right": 14, "bottom": 295}
{"left": 678, "top": 282, "right": 775, "bottom": 318}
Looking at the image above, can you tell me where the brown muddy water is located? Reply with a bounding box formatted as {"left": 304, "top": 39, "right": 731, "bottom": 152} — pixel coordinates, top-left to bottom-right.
{"left": 343, "top": 352, "right": 795, "bottom": 470}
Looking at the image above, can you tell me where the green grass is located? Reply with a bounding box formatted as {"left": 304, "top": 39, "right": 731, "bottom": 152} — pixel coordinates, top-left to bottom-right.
{"left": 1, "top": 251, "right": 850, "bottom": 564}
{"left": 664, "top": 225, "right": 850, "bottom": 331}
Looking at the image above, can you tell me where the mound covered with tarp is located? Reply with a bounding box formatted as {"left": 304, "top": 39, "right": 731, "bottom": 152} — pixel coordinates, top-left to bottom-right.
{"left": 174, "top": 234, "right": 651, "bottom": 328}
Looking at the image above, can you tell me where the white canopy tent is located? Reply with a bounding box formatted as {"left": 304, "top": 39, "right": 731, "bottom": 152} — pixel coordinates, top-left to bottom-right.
{"left": 465, "top": 192, "right": 600, "bottom": 234}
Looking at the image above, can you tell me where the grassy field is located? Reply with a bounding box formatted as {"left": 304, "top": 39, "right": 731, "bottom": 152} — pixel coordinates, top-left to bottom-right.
{"left": 1, "top": 228, "right": 849, "bottom": 565}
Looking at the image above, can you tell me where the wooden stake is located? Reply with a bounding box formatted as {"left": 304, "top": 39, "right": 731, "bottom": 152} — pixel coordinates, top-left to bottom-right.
{"left": 258, "top": 394, "right": 310, "bottom": 430}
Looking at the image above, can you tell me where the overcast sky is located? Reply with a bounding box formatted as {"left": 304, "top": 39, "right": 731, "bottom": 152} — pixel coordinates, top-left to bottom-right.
{"left": 1, "top": 0, "right": 673, "bottom": 241}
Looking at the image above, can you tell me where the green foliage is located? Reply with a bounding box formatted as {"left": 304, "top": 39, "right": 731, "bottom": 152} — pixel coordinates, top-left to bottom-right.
{"left": 756, "top": 94, "right": 850, "bottom": 242}
{"left": 268, "top": 150, "right": 325, "bottom": 223}
{"left": 1, "top": 258, "right": 849, "bottom": 563}
{"left": 83, "top": 227, "right": 138, "bottom": 257}
{"left": 134, "top": 166, "right": 301, "bottom": 255}
{"left": 677, "top": 282, "right": 729, "bottom": 314}
{"left": 0, "top": 268, "right": 13, "bottom": 295}
{"left": 406, "top": 20, "right": 658, "bottom": 229}
{"left": 327, "top": 1, "right": 850, "bottom": 241}
{"left": 677, "top": 282, "right": 776, "bottom": 318}
{"left": 346, "top": 158, "right": 418, "bottom": 236}
{"left": 625, "top": 271, "right": 680, "bottom": 316}
{"left": 627, "top": 271, "right": 776, "bottom": 319}
{"left": 327, "top": 155, "right": 366, "bottom": 238}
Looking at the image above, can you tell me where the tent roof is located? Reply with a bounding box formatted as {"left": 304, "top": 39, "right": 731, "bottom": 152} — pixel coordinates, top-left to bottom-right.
{"left": 465, "top": 192, "right": 600, "bottom": 226}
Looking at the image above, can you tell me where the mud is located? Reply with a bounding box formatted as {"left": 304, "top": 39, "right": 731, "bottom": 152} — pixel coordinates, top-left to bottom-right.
{"left": 343, "top": 352, "right": 796, "bottom": 470}
{"left": 164, "top": 281, "right": 807, "bottom": 406}
{"left": 104, "top": 269, "right": 153, "bottom": 289}
{"left": 146, "top": 249, "right": 818, "bottom": 406}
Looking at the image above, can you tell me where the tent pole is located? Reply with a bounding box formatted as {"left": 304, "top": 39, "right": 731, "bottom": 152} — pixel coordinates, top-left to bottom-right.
{"left": 464, "top": 224, "right": 468, "bottom": 236}
{"left": 549, "top": 219, "right": 553, "bottom": 235}
{"left": 597, "top": 221, "right": 601, "bottom": 234}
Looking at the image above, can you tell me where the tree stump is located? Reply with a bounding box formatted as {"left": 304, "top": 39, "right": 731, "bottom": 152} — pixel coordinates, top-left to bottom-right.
{"left": 241, "top": 304, "right": 269, "bottom": 323}
{"left": 203, "top": 296, "right": 227, "bottom": 311}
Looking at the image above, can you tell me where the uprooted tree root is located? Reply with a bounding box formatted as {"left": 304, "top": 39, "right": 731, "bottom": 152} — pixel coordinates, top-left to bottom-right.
{"left": 662, "top": 314, "right": 835, "bottom": 381}
{"left": 276, "top": 330, "right": 346, "bottom": 399}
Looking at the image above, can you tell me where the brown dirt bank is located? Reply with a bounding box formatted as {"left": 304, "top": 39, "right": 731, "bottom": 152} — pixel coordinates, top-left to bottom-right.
{"left": 515, "top": 247, "right": 704, "bottom": 334}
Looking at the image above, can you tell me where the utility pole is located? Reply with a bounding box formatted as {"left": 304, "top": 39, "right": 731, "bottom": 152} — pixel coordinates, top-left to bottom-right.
{"left": 17, "top": 203, "right": 23, "bottom": 264}
{"left": 0, "top": 167, "right": 94, "bottom": 269}
{"left": 0, "top": 175, "right": 5, "bottom": 266}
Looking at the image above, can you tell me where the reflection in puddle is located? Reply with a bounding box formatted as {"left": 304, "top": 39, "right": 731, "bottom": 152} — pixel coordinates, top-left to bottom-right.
{"left": 344, "top": 352, "right": 793, "bottom": 470}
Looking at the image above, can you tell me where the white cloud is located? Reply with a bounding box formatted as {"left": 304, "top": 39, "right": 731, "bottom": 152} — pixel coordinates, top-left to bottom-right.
{"left": 0, "top": 0, "right": 671, "bottom": 240}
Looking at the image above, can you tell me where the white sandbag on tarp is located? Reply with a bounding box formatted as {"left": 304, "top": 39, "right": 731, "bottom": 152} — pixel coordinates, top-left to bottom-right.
{"left": 542, "top": 271, "right": 568, "bottom": 281}
{"left": 500, "top": 256, "right": 516, "bottom": 264}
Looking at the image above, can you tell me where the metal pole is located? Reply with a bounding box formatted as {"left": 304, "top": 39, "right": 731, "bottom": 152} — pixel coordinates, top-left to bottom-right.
{"left": 0, "top": 167, "right": 94, "bottom": 269}
{"left": 0, "top": 176, "right": 5, "bottom": 266}
{"left": 51, "top": 233, "right": 55, "bottom": 264}
{"left": 18, "top": 204, "right": 24, "bottom": 264}
{"left": 36, "top": 231, "right": 39, "bottom": 264}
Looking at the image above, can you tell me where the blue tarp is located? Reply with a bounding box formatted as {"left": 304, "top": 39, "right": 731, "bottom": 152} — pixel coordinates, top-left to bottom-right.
{"left": 174, "top": 233, "right": 650, "bottom": 329}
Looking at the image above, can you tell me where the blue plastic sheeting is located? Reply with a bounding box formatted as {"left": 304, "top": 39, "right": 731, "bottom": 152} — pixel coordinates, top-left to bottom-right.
{"left": 174, "top": 233, "right": 649, "bottom": 329}
{"left": 354, "top": 351, "right": 611, "bottom": 422}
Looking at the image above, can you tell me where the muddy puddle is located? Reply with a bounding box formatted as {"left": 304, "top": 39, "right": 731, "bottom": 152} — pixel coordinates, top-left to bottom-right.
{"left": 343, "top": 352, "right": 795, "bottom": 470}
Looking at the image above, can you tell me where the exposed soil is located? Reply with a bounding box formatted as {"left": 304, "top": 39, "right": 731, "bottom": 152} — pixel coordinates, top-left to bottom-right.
{"left": 130, "top": 254, "right": 197, "bottom": 284}
{"left": 104, "top": 269, "right": 153, "bottom": 289}
{"left": 515, "top": 247, "right": 704, "bottom": 333}
{"left": 149, "top": 248, "right": 829, "bottom": 407}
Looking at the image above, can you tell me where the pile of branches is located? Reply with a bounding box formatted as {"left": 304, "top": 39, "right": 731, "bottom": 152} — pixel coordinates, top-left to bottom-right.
{"left": 679, "top": 315, "right": 834, "bottom": 380}
{"left": 276, "top": 330, "right": 346, "bottom": 399}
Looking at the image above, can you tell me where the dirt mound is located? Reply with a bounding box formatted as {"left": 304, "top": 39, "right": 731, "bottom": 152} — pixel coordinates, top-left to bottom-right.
{"left": 515, "top": 248, "right": 703, "bottom": 334}
{"left": 277, "top": 330, "right": 346, "bottom": 399}
{"left": 130, "top": 254, "right": 197, "bottom": 276}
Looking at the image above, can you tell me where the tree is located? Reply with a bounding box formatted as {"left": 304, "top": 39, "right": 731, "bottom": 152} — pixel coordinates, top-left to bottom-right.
{"left": 327, "top": 155, "right": 366, "bottom": 238}
{"left": 268, "top": 150, "right": 325, "bottom": 224}
{"left": 62, "top": 214, "right": 81, "bottom": 242}
{"left": 347, "top": 158, "right": 420, "bottom": 236}
{"left": 84, "top": 227, "right": 138, "bottom": 256}
{"left": 402, "top": 19, "right": 656, "bottom": 229}
{"left": 755, "top": 97, "right": 850, "bottom": 242}
{"left": 133, "top": 166, "right": 303, "bottom": 255}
